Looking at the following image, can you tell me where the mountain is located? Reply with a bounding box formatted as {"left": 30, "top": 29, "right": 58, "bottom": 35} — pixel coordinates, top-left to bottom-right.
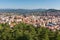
{"left": 0, "top": 9, "right": 60, "bottom": 16}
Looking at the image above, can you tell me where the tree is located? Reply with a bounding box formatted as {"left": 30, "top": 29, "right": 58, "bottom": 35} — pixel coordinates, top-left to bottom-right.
{"left": 56, "top": 31, "right": 60, "bottom": 40}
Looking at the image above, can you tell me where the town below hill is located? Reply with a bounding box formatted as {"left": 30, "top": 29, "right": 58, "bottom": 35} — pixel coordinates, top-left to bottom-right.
{"left": 0, "top": 9, "right": 60, "bottom": 40}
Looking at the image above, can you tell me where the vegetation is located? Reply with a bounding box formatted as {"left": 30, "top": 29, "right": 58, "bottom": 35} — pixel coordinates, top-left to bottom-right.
{"left": 0, "top": 22, "right": 60, "bottom": 40}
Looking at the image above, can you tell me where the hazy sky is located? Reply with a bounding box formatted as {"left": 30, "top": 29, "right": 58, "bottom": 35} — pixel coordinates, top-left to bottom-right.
{"left": 0, "top": 0, "right": 60, "bottom": 9}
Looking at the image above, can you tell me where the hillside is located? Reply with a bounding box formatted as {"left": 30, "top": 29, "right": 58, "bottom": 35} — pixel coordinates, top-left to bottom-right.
{"left": 0, "top": 9, "right": 60, "bottom": 16}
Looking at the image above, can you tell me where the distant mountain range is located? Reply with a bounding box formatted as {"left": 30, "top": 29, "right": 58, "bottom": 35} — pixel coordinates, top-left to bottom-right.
{"left": 0, "top": 9, "right": 60, "bottom": 16}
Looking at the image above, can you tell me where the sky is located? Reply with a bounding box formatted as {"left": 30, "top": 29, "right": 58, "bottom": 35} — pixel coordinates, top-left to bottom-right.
{"left": 0, "top": 0, "right": 60, "bottom": 9}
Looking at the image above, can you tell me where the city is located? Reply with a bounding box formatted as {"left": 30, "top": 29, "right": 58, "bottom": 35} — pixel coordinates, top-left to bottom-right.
{"left": 0, "top": 14, "right": 60, "bottom": 31}
{"left": 0, "top": 0, "right": 60, "bottom": 40}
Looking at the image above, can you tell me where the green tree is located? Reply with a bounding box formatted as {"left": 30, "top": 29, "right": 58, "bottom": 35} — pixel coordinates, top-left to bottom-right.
{"left": 56, "top": 31, "right": 60, "bottom": 40}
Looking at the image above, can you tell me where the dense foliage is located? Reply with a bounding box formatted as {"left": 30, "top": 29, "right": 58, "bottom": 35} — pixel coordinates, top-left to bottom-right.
{"left": 0, "top": 23, "right": 60, "bottom": 40}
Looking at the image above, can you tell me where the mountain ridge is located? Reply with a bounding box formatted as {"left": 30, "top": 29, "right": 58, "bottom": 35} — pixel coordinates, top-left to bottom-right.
{"left": 0, "top": 9, "right": 60, "bottom": 16}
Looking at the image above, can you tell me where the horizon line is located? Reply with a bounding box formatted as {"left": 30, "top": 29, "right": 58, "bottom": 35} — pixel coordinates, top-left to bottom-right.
{"left": 0, "top": 8, "right": 60, "bottom": 10}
